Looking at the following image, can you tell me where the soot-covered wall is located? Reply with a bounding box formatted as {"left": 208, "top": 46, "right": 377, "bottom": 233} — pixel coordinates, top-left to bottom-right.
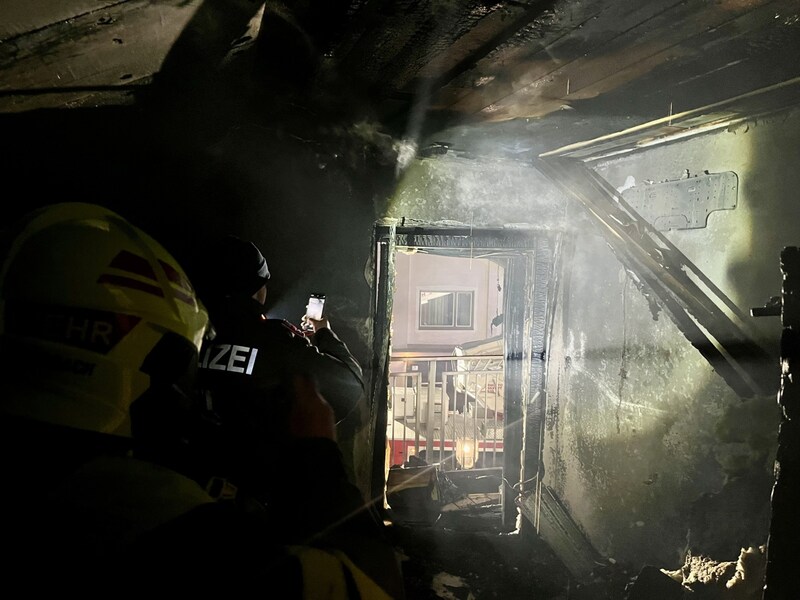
{"left": 553, "top": 109, "right": 798, "bottom": 568}
{"left": 386, "top": 106, "right": 800, "bottom": 572}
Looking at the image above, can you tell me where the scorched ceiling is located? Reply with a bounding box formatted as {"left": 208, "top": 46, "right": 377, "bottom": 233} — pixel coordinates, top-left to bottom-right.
{"left": 2, "top": 0, "right": 800, "bottom": 156}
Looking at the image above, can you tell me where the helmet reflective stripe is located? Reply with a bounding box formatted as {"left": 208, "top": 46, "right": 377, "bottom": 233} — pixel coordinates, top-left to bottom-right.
{"left": 98, "top": 249, "right": 198, "bottom": 307}
{"left": 158, "top": 258, "right": 197, "bottom": 306}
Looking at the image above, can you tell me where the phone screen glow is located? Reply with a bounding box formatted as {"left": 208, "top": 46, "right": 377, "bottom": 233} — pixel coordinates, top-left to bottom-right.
{"left": 307, "top": 296, "right": 325, "bottom": 320}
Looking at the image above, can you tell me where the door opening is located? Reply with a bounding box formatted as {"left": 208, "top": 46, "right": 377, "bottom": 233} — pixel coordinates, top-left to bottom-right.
{"left": 371, "top": 223, "right": 548, "bottom": 531}
{"left": 387, "top": 250, "right": 506, "bottom": 471}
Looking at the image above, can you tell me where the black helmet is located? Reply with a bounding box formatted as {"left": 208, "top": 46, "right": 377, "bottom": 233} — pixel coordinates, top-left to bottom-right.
{"left": 202, "top": 235, "right": 270, "bottom": 298}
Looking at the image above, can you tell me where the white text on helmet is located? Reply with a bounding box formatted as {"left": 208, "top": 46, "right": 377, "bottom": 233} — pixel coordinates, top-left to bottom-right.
{"left": 6, "top": 304, "right": 140, "bottom": 354}
{"left": 48, "top": 314, "right": 114, "bottom": 347}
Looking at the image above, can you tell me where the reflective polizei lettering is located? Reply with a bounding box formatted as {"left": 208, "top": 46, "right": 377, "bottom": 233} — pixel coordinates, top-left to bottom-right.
{"left": 199, "top": 344, "right": 258, "bottom": 375}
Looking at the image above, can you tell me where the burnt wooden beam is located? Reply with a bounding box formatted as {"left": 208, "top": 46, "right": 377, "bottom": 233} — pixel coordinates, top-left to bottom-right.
{"left": 533, "top": 156, "right": 777, "bottom": 399}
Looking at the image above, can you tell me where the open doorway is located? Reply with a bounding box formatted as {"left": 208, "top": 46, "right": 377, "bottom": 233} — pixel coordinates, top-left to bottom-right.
{"left": 388, "top": 250, "right": 506, "bottom": 468}
{"left": 370, "top": 224, "right": 558, "bottom": 531}
{"left": 387, "top": 250, "right": 507, "bottom": 527}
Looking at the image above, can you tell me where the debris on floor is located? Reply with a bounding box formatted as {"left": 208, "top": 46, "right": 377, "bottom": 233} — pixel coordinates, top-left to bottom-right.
{"left": 431, "top": 572, "right": 475, "bottom": 600}
{"left": 626, "top": 545, "right": 767, "bottom": 599}
{"left": 389, "top": 509, "right": 633, "bottom": 600}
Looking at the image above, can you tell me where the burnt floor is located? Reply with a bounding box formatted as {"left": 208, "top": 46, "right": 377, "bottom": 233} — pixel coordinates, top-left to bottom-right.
{"left": 387, "top": 499, "right": 634, "bottom": 600}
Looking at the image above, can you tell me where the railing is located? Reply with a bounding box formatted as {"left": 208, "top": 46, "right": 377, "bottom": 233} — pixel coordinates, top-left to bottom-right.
{"left": 387, "top": 355, "right": 505, "bottom": 471}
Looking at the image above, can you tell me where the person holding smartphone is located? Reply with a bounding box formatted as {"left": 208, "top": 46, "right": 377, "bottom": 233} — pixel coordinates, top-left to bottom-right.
{"left": 188, "top": 235, "right": 365, "bottom": 508}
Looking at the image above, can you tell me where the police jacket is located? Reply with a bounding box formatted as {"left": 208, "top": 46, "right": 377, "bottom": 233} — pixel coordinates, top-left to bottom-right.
{"left": 193, "top": 294, "right": 365, "bottom": 504}
{"left": 197, "top": 294, "right": 364, "bottom": 424}
{"left": 0, "top": 414, "right": 405, "bottom": 598}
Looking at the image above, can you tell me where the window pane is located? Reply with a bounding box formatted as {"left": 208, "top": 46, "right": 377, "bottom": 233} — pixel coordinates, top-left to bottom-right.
{"left": 455, "top": 292, "right": 473, "bottom": 327}
{"left": 420, "top": 291, "right": 454, "bottom": 327}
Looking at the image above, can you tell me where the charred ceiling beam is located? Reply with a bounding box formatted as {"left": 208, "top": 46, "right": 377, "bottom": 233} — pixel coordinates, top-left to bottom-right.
{"left": 422, "top": 0, "right": 561, "bottom": 95}
{"left": 443, "top": 0, "right": 689, "bottom": 119}
{"left": 533, "top": 156, "right": 777, "bottom": 399}
{"left": 540, "top": 77, "right": 800, "bottom": 162}
{"left": 325, "top": 0, "right": 561, "bottom": 129}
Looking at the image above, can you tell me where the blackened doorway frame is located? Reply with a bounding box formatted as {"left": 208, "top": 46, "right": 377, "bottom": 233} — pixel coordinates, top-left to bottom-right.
{"left": 369, "top": 222, "right": 561, "bottom": 530}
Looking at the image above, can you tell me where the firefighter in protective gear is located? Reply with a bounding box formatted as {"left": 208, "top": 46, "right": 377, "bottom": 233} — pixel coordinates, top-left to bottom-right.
{"left": 0, "top": 202, "right": 208, "bottom": 436}
{"left": 0, "top": 203, "right": 405, "bottom": 598}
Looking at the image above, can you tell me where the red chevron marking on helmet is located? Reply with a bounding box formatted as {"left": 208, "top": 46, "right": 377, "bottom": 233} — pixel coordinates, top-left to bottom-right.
{"left": 158, "top": 259, "right": 188, "bottom": 288}
{"left": 100, "top": 252, "right": 196, "bottom": 306}
{"left": 158, "top": 259, "right": 197, "bottom": 307}
{"left": 97, "top": 274, "right": 164, "bottom": 297}
{"left": 170, "top": 288, "right": 197, "bottom": 306}
{"left": 109, "top": 250, "right": 156, "bottom": 279}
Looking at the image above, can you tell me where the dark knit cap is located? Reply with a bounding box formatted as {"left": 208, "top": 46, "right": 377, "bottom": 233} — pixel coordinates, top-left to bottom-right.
{"left": 204, "top": 235, "right": 270, "bottom": 297}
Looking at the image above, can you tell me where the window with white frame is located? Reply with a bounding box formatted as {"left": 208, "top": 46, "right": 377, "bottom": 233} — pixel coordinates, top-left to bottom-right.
{"left": 418, "top": 290, "right": 474, "bottom": 329}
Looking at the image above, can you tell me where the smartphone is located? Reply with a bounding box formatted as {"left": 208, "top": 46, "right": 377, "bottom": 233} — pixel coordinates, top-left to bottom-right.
{"left": 306, "top": 293, "right": 326, "bottom": 320}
